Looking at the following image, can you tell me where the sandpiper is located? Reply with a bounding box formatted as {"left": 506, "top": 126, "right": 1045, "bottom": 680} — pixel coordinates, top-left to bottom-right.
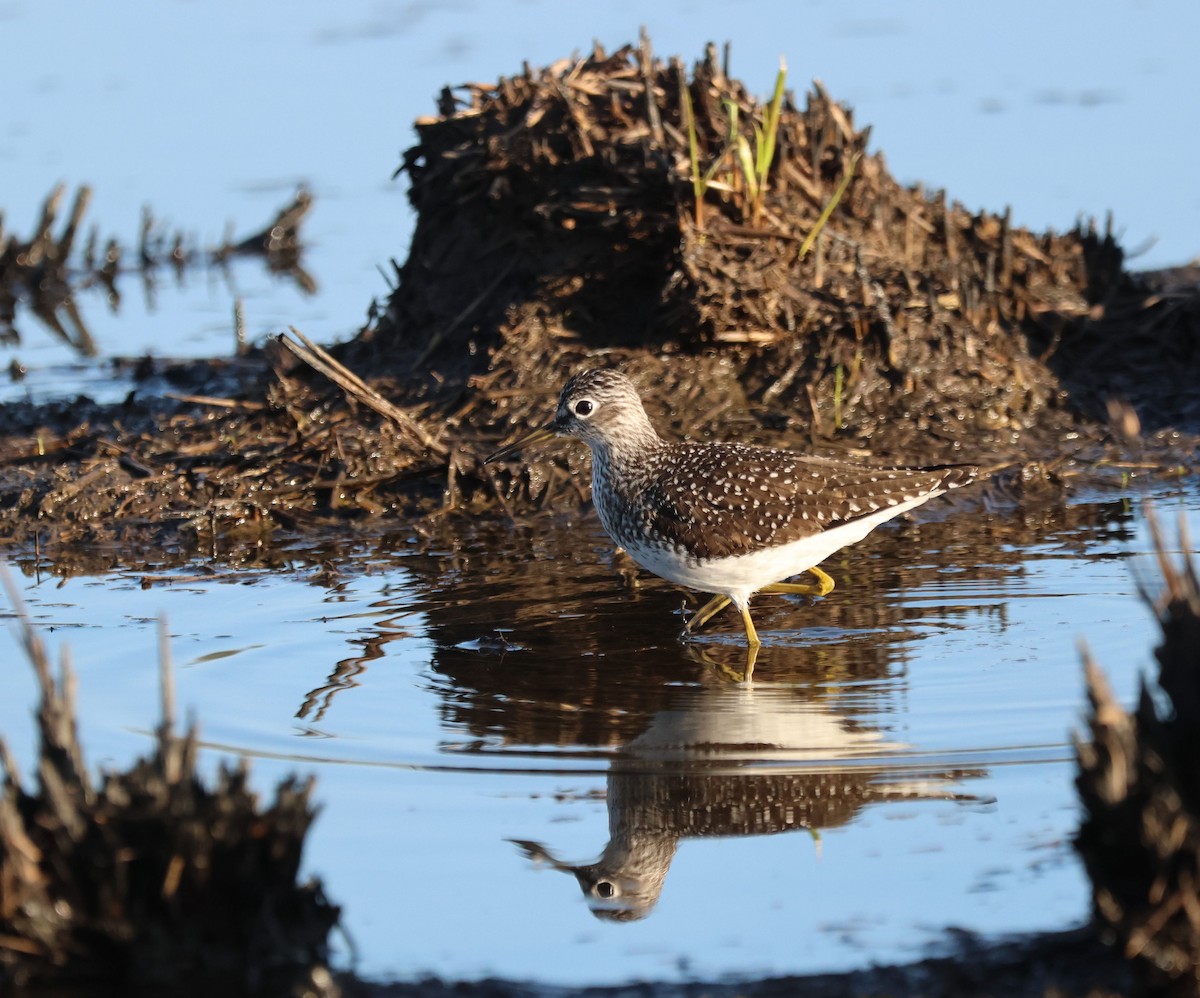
{"left": 487, "top": 369, "right": 976, "bottom": 651}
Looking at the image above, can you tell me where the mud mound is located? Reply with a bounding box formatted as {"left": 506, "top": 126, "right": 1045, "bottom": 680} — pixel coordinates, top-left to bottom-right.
{"left": 361, "top": 40, "right": 1193, "bottom": 459}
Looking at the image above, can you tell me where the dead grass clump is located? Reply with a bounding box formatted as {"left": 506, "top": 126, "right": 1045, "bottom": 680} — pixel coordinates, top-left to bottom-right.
{"left": 1076, "top": 512, "right": 1200, "bottom": 996}
{"left": 0, "top": 580, "right": 339, "bottom": 995}
{"left": 0, "top": 39, "right": 1197, "bottom": 548}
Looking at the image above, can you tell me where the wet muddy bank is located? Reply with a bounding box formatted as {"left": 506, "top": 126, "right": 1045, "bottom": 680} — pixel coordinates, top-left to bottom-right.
{"left": 0, "top": 41, "right": 1198, "bottom": 557}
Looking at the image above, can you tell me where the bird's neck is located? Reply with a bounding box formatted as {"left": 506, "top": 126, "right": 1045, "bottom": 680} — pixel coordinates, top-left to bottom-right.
{"left": 589, "top": 426, "right": 663, "bottom": 517}
{"left": 591, "top": 423, "right": 662, "bottom": 474}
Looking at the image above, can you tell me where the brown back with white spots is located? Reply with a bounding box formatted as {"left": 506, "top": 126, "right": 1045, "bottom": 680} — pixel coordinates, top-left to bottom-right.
{"left": 607, "top": 443, "right": 976, "bottom": 562}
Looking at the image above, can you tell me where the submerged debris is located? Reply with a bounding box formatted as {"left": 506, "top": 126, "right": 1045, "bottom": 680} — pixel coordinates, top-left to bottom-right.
{"left": 1075, "top": 512, "right": 1200, "bottom": 996}
{"left": 215, "top": 187, "right": 317, "bottom": 292}
{"left": 0, "top": 578, "right": 339, "bottom": 995}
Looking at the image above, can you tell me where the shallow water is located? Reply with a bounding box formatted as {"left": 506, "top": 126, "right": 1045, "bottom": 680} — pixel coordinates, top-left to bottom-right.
{"left": 1, "top": 483, "right": 1195, "bottom": 984}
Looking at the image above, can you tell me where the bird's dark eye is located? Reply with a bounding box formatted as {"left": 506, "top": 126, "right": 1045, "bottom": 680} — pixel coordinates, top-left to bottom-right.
{"left": 595, "top": 881, "right": 616, "bottom": 899}
{"left": 574, "top": 399, "right": 594, "bottom": 418}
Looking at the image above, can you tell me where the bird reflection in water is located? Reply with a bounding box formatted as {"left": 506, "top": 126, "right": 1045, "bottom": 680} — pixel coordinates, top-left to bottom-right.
{"left": 510, "top": 681, "right": 985, "bottom": 920}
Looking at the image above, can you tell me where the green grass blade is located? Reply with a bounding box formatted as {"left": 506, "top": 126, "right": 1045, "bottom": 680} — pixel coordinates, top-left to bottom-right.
{"left": 679, "top": 72, "right": 705, "bottom": 227}
{"left": 798, "top": 151, "right": 862, "bottom": 259}
{"left": 757, "top": 58, "right": 787, "bottom": 191}
{"left": 736, "top": 134, "right": 758, "bottom": 204}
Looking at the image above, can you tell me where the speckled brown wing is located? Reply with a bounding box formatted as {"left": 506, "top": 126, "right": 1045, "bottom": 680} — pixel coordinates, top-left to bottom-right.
{"left": 640, "top": 443, "right": 976, "bottom": 562}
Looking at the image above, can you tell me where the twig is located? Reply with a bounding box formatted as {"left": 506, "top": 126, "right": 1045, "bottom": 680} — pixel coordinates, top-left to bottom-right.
{"left": 164, "top": 392, "right": 267, "bottom": 411}
{"left": 278, "top": 327, "right": 446, "bottom": 456}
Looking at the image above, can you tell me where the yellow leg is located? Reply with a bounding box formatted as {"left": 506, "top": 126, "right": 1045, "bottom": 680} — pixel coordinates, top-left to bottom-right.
{"left": 761, "top": 566, "right": 835, "bottom": 598}
{"left": 686, "top": 593, "right": 731, "bottom": 634}
{"left": 744, "top": 567, "right": 832, "bottom": 656}
{"left": 809, "top": 566, "right": 835, "bottom": 595}
{"left": 685, "top": 566, "right": 830, "bottom": 647}
{"left": 739, "top": 605, "right": 761, "bottom": 648}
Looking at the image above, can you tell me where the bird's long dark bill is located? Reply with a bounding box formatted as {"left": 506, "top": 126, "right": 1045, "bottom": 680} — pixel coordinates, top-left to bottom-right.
{"left": 484, "top": 423, "right": 557, "bottom": 464}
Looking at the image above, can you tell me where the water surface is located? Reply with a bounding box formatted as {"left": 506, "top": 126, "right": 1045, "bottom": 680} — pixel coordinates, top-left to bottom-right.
{"left": 2, "top": 485, "right": 1194, "bottom": 984}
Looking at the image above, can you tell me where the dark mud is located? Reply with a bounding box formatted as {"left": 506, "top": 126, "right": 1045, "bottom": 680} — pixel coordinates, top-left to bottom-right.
{"left": 356, "top": 926, "right": 1132, "bottom": 997}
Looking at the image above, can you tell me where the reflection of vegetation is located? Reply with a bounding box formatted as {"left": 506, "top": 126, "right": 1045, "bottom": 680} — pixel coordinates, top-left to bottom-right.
{"left": 0, "top": 574, "right": 338, "bottom": 992}
{"left": 0, "top": 185, "right": 316, "bottom": 357}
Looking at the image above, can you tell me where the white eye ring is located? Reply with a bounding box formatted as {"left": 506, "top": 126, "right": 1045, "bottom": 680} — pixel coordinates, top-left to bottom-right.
{"left": 574, "top": 399, "right": 595, "bottom": 418}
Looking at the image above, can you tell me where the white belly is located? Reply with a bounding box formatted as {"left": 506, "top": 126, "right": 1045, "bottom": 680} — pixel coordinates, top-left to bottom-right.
{"left": 620, "top": 491, "right": 938, "bottom": 607}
